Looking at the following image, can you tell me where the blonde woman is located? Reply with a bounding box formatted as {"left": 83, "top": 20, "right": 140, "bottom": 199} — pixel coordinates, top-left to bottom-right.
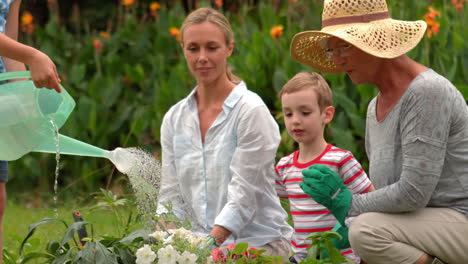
{"left": 293, "top": 0, "right": 468, "bottom": 263}
{"left": 157, "top": 7, "right": 292, "bottom": 261}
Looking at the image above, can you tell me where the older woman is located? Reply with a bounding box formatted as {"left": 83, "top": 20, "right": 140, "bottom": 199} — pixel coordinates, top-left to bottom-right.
{"left": 292, "top": 0, "right": 468, "bottom": 263}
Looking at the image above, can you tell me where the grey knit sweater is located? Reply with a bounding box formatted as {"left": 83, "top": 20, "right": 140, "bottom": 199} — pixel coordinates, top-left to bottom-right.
{"left": 350, "top": 69, "right": 468, "bottom": 217}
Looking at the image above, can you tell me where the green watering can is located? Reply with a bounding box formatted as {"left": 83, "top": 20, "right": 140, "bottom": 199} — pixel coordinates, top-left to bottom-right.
{"left": 0, "top": 71, "right": 133, "bottom": 173}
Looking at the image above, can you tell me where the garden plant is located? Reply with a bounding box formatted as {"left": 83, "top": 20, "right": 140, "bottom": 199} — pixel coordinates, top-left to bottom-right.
{"left": 5, "top": 189, "right": 351, "bottom": 263}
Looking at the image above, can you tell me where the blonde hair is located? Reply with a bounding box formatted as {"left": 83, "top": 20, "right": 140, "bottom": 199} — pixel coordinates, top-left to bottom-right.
{"left": 279, "top": 72, "right": 333, "bottom": 111}
{"left": 180, "top": 7, "right": 240, "bottom": 82}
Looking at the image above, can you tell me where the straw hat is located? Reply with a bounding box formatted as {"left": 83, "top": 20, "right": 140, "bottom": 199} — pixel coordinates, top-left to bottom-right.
{"left": 290, "top": 0, "right": 427, "bottom": 73}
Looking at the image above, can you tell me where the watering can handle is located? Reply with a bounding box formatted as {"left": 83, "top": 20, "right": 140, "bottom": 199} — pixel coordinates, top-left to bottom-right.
{"left": 0, "top": 71, "right": 32, "bottom": 82}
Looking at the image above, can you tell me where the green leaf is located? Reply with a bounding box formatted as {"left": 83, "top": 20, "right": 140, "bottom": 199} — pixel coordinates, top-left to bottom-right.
{"left": 60, "top": 221, "right": 89, "bottom": 247}
{"left": 231, "top": 243, "right": 249, "bottom": 255}
{"left": 124, "top": 64, "right": 145, "bottom": 83}
{"left": 330, "top": 126, "right": 357, "bottom": 154}
{"left": 20, "top": 218, "right": 68, "bottom": 254}
{"left": 2, "top": 248, "right": 18, "bottom": 264}
{"left": 20, "top": 252, "right": 55, "bottom": 263}
{"left": 273, "top": 68, "right": 288, "bottom": 94}
{"left": 347, "top": 112, "right": 366, "bottom": 135}
{"left": 74, "top": 241, "right": 118, "bottom": 264}
{"left": 94, "top": 242, "right": 118, "bottom": 264}
{"left": 119, "top": 229, "right": 153, "bottom": 244}
{"left": 456, "top": 84, "right": 468, "bottom": 101}
{"left": 46, "top": 240, "right": 60, "bottom": 254}
{"left": 307, "top": 244, "right": 319, "bottom": 259}
{"left": 52, "top": 250, "right": 73, "bottom": 264}
{"left": 113, "top": 247, "right": 136, "bottom": 264}
{"left": 69, "top": 64, "right": 87, "bottom": 85}
{"left": 334, "top": 92, "right": 357, "bottom": 112}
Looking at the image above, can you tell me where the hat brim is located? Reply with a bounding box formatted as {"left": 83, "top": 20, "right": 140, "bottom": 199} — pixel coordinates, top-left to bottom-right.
{"left": 290, "top": 18, "right": 427, "bottom": 74}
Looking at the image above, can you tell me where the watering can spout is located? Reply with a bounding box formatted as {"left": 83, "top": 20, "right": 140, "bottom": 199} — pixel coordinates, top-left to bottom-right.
{"left": 33, "top": 134, "right": 110, "bottom": 158}
{"left": 33, "top": 135, "right": 135, "bottom": 174}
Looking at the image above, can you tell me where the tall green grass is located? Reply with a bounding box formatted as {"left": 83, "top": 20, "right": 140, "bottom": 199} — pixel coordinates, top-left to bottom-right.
{"left": 3, "top": 197, "right": 143, "bottom": 257}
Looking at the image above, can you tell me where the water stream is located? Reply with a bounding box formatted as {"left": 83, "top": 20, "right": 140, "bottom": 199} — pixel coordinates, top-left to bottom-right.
{"left": 49, "top": 119, "right": 60, "bottom": 218}
{"left": 110, "top": 148, "right": 197, "bottom": 230}
{"left": 116, "top": 147, "right": 161, "bottom": 227}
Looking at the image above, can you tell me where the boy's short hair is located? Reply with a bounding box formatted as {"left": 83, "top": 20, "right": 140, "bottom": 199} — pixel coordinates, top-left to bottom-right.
{"left": 278, "top": 72, "right": 333, "bottom": 111}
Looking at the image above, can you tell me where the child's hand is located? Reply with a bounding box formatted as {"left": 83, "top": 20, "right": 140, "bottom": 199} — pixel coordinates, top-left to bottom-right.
{"left": 27, "top": 50, "right": 61, "bottom": 93}
{"left": 300, "top": 164, "right": 352, "bottom": 226}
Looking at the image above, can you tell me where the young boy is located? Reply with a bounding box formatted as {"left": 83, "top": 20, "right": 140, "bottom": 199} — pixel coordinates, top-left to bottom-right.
{"left": 275, "top": 72, "right": 374, "bottom": 263}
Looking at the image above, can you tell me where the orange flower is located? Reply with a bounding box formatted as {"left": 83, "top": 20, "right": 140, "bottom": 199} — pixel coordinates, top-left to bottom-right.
{"left": 169, "top": 27, "right": 181, "bottom": 42}
{"left": 451, "top": 0, "right": 465, "bottom": 13}
{"left": 123, "top": 76, "right": 132, "bottom": 84}
{"left": 99, "top": 31, "right": 110, "bottom": 39}
{"left": 20, "top": 11, "right": 35, "bottom": 35}
{"left": 21, "top": 11, "right": 33, "bottom": 25}
{"left": 93, "top": 39, "right": 103, "bottom": 53}
{"left": 214, "top": 0, "right": 223, "bottom": 8}
{"left": 121, "top": 0, "right": 134, "bottom": 6}
{"left": 289, "top": 0, "right": 298, "bottom": 3}
{"left": 149, "top": 2, "right": 161, "bottom": 16}
{"left": 424, "top": 7, "right": 441, "bottom": 38}
{"left": 424, "top": 7, "right": 440, "bottom": 20}
{"left": 270, "top": 25, "right": 284, "bottom": 40}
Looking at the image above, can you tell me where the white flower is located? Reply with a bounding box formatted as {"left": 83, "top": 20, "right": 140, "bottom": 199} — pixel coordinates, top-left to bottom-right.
{"left": 169, "top": 227, "right": 192, "bottom": 240}
{"left": 135, "top": 244, "right": 156, "bottom": 264}
{"left": 157, "top": 245, "right": 179, "bottom": 264}
{"left": 206, "top": 256, "right": 215, "bottom": 264}
{"left": 149, "top": 230, "right": 167, "bottom": 241}
{"left": 189, "top": 235, "right": 207, "bottom": 247}
{"left": 163, "top": 234, "right": 175, "bottom": 244}
{"left": 177, "top": 251, "right": 198, "bottom": 264}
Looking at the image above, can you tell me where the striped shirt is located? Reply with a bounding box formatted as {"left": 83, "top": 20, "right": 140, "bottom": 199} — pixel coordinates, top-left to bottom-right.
{"left": 275, "top": 144, "right": 373, "bottom": 262}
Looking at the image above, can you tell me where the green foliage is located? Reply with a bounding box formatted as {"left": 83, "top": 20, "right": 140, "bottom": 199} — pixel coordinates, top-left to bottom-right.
{"left": 3, "top": 190, "right": 292, "bottom": 264}
{"left": 9, "top": 1, "right": 468, "bottom": 195}
{"left": 299, "top": 231, "right": 354, "bottom": 264}
{"left": 3, "top": 189, "right": 148, "bottom": 264}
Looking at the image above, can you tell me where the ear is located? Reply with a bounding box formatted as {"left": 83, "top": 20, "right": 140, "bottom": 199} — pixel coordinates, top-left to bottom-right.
{"left": 227, "top": 41, "right": 234, "bottom": 57}
{"left": 322, "top": 106, "right": 335, "bottom": 125}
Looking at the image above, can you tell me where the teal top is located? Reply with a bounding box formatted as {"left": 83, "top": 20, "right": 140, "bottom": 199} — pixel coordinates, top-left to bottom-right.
{"left": 0, "top": 0, "right": 16, "bottom": 73}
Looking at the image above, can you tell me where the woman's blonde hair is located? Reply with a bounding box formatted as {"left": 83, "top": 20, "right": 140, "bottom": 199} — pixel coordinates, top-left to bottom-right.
{"left": 180, "top": 7, "right": 240, "bottom": 82}
{"left": 278, "top": 72, "right": 333, "bottom": 111}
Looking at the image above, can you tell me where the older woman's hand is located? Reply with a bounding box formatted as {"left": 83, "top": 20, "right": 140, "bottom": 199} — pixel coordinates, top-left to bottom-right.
{"left": 299, "top": 164, "right": 352, "bottom": 226}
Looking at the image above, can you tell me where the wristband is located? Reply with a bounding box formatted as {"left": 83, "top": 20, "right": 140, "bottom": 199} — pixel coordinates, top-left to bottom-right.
{"left": 207, "top": 235, "right": 220, "bottom": 247}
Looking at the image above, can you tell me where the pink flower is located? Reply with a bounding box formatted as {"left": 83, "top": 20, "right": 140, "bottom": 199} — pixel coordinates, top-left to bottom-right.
{"left": 226, "top": 243, "right": 237, "bottom": 251}
{"left": 211, "top": 248, "right": 226, "bottom": 263}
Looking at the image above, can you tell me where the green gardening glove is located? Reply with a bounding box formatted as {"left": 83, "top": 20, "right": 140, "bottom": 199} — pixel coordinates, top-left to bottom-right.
{"left": 299, "top": 164, "right": 352, "bottom": 226}
{"left": 321, "top": 222, "right": 350, "bottom": 259}
{"left": 331, "top": 222, "right": 350, "bottom": 249}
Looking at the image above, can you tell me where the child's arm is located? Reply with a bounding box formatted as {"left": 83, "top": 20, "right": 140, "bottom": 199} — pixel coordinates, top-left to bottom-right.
{"left": 365, "top": 184, "right": 375, "bottom": 192}
{"left": 339, "top": 152, "right": 374, "bottom": 194}
{"left": 1, "top": 0, "right": 61, "bottom": 92}
{"left": 2, "top": 0, "right": 25, "bottom": 73}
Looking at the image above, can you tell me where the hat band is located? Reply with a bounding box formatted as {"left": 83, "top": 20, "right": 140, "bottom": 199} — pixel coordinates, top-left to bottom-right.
{"left": 322, "top": 11, "right": 389, "bottom": 27}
